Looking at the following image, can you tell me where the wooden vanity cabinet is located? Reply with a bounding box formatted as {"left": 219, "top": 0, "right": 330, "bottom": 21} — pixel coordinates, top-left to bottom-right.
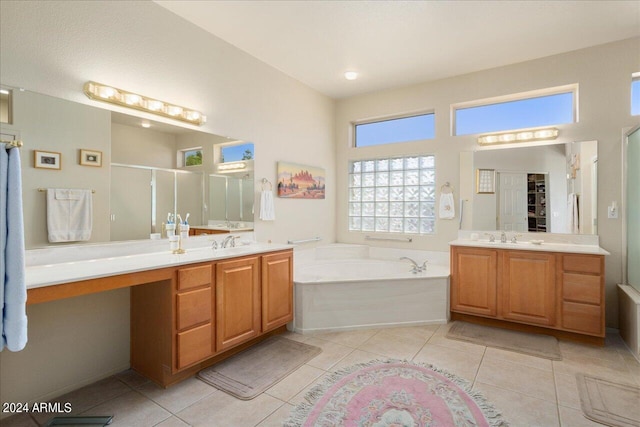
{"left": 450, "top": 245, "right": 605, "bottom": 344}
{"left": 262, "top": 251, "right": 294, "bottom": 332}
{"left": 215, "top": 256, "right": 261, "bottom": 351}
{"left": 130, "top": 249, "right": 294, "bottom": 387}
{"left": 502, "top": 251, "right": 556, "bottom": 326}
{"left": 450, "top": 247, "right": 498, "bottom": 316}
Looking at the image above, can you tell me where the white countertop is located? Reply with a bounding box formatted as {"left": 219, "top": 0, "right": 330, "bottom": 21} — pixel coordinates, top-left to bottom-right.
{"left": 191, "top": 225, "right": 254, "bottom": 232}
{"left": 26, "top": 242, "right": 292, "bottom": 290}
{"left": 449, "top": 239, "right": 610, "bottom": 255}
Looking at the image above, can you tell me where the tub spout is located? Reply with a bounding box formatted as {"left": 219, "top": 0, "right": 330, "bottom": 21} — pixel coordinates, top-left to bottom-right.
{"left": 400, "top": 257, "right": 428, "bottom": 274}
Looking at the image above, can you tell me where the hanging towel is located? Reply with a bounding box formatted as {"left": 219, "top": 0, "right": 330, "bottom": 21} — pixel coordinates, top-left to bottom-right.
{"left": 47, "top": 188, "right": 93, "bottom": 242}
{"left": 568, "top": 193, "right": 580, "bottom": 233}
{"left": 439, "top": 192, "right": 455, "bottom": 219}
{"left": 1, "top": 145, "right": 27, "bottom": 352}
{"left": 259, "top": 190, "right": 276, "bottom": 221}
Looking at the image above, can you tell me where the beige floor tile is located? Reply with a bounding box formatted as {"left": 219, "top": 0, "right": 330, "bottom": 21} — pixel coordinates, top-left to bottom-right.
{"left": 331, "top": 349, "right": 385, "bottom": 371}
{"left": 559, "top": 340, "right": 625, "bottom": 364}
{"left": 476, "top": 357, "right": 557, "bottom": 402}
{"left": 357, "top": 331, "right": 426, "bottom": 360}
{"left": 427, "top": 333, "right": 487, "bottom": 355}
{"left": 0, "top": 413, "right": 38, "bottom": 427}
{"left": 412, "top": 343, "right": 483, "bottom": 382}
{"left": 314, "top": 328, "right": 378, "bottom": 347}
{"left": 279, "top": 330, "right": 309, "bottom": 343}
{"left": 558, "top": 405, "right": 605, "bottom": 427}
{"left": 553, "top": 353, "right": 632, "bottom": 384}
{"left": 303, "top": 337, "right": 354, "bottom": 370}
{"left": 475, "top": 382, "right": 560, "bottom": 427}
{"left": 80, "top": 390, "right": 171, "bottom": 427}
{"left": 255, "top": 402, "right": 295, "bottom": 427}
{"left": 483, "top": 346, "right": 553, "bottom": 371}
{"left": 554, "top": 372, "right": 582, "bottom": 410}
{"left": 154, "top": 416, "right": 192, "bottom": 427}
{"left": 264, "top": 364, "right": 325, "bottom": 402}
{"left": 288, "top": 373, "right": 330, "bottom": 406}
{"left": 375, "top": 324, "right": 440, "bottom": 341}
{"left": 138, "top": 377, "right": 216, "bottom": 413}
{"left": 31, "top": 376, "right": 132, "bottom": 424}
{"left": 176, "top": 389, "right": 283, "bottom": 427}
{"left": 115, "top": 369, "right": 151, "bottom": 389}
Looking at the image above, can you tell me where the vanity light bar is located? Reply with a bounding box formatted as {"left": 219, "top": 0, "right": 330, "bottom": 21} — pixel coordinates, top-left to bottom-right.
{"left": 83, "top": 81, "right": 206, "bottom": 126}
{"left": 477, "top": 127, "right": 559, "bottom": 146}
{"left": 217, "top": 162, "right": 247, "bottom": 171}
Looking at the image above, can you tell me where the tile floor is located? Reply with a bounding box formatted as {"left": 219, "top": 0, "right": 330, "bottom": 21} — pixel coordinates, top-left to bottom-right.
{"left": 3, "top": 323, "right": 639, "bottom": 427}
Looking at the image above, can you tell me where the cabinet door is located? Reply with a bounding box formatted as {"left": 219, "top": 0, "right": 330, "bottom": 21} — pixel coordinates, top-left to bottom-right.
{"left": 450, "top": 247, "right": 498, "bottom": 316}
{"left": 502, "top": 251, "right": 556, "bottom": 326}
{"left": 216, "top": 256, "right": 261, "bottom": 351}
{"left": 262, "top": 251, "right": 294, "bottom": 332}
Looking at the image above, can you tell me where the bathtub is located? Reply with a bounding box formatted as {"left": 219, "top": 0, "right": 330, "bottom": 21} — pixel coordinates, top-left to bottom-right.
{"left": 293, "top": 244, "right": 450, "bottom": 334}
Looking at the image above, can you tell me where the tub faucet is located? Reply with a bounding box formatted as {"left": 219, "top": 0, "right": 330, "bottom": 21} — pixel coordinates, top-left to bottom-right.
{"left": 221, "top": 235, "right": 239, "bottom": 248}
{"left": 400, "top": 257, "right": 428, "bottom": 274}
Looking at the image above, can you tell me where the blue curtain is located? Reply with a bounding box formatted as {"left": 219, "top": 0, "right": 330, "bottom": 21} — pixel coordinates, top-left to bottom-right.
{"left": 1, "top": 144, "right": 27, "bottom": 352}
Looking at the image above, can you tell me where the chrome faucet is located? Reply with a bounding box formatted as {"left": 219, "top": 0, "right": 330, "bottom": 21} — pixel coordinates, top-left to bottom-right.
{"left": 484, "top": 233, "right": 495, "bottom": 242}
{"left": 400, "top": 257, "right": 428, "bottom": 274}
{"left": 500, "top": 231, "right": 507, "bottom": 243}
{"left": 211, "top": 240, "right": 218, "bottom": 250}
{"left": 221, "top": 235, "right": 239, "bottom": 248}
{"left": 511, "top": 234, "right": 522, "bottom": 243}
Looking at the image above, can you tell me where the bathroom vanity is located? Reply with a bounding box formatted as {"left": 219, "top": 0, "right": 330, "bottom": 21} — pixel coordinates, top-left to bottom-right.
{"left": 26, "top": 240, "right": 294, "bottom": 387}
{"left": 449, "top": 236, "right": 608, "bottom": 345}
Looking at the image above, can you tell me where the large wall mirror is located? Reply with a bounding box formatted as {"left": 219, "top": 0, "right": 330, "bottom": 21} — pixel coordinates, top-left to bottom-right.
{"left": 460, "top": 140, "right": 597, "bottom": 234}
{"left": 0, "top": 88, "right": 254, "bottom": 248}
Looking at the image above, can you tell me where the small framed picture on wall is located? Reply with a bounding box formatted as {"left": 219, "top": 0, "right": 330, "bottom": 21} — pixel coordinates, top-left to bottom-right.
{"left": 34, "top": 150, "right": 62, "bottom": 170}
{"left": 80, "top": 149, "right": 102, "bottom": 167}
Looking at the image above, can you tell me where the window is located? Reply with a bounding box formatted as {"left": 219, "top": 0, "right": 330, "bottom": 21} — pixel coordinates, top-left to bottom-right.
{"left": 349, "top": 155, "right": 436, "bottom": 234}
{"left": 355, "top": 113, "right": 434, "bottom": 147}
{"left": 632, "top": 74, "right": 640, "bottom": 116}
{"left": 454, "top": 88, "right": 576, "bottom": 136}
{"left": 221, "top": 143, "right": 254, "bottom": 163}
{"left": 183, "top": 148, "right": 202, "bottom": 166}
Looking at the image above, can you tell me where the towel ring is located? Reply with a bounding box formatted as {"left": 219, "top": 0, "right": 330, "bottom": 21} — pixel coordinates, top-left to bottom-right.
{"left": 261, "top": 178, "right": 273, "bottom": 191}
{"left": 441, "top": 182, "right": 454, "bottom": 194}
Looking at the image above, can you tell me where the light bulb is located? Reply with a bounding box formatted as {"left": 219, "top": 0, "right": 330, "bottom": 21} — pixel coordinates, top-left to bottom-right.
{"left": 344, "top": 71, "right": 359, "bottom": 80}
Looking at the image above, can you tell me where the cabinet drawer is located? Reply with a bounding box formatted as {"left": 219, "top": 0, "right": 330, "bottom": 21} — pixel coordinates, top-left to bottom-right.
{"left": 563, "top": 255, "right": 602, "bottom": 275}
{"left": 176, "top": 323, "right": 213, "bottom": 370}
{"left": 178, "top": 265, "right": 212, "bottom": 291}
{"left": 176, "top": 288, "right": 212, "bottom": 330}
{"left": 562, "top": 302, "right": 602, "bottom": 336}
{"left": 562, "top": 273, "right": 601, "bottom": 304}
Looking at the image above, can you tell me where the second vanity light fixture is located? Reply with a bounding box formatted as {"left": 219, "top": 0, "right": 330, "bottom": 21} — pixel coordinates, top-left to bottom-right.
{"left": 477, "top": 127, "right": 559, "bottom": 146}
{"left": 83, "top": 81, "right": 206, "bottom": 126}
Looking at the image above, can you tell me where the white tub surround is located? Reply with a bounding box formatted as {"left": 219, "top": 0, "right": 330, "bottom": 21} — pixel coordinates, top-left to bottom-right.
{"left": 293, "top": 244, "right": 449, "bottom": 334}
{"left": 450, "top": 231, "right": 609, "bottom": 345}
{"left": 618, "top": 285, "right": 640, "bottom": 361}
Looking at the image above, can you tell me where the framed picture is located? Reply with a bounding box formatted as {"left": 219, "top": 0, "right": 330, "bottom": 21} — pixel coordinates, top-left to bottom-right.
{"left": 277, "top": 161, "right": 325, "bottom": 199}
{"left": 34, "top": 150, "right": 61, "bottom": 170}
{"left": 80, "top": 149, "right": 102, "bottom": 167}
{"left": 476, "top": 168, "right": 495, "bottom": 194}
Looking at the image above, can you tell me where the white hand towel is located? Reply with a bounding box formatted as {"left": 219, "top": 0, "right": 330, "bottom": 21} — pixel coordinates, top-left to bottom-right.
{"left": 259, "top": 190, "right": 276, "bottom": 221}
{"left": 1, "top": 145, "right": 28, "bottom": 352}
{"left": 47, "top": 188, "right": 93, "bottom": 242}
{"left": 568, "top": 193, "right": 580, "bottom": 233}
{"left": 439, "top": 192, "right": 455, "bottom": 219}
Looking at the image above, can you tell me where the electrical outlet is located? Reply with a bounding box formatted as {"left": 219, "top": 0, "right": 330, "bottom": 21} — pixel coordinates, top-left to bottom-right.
{"left": 608, "top": 206, "right": 618, "bottom": 219}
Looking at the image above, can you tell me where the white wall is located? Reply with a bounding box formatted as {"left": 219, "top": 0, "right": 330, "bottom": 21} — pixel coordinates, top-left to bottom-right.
{"left": 336, "top": 37, "right": 640, "bottom": 330}
{"left": 111, "top": 122, "right": 177, "bottom": 169}
{"left": 0, "top": 0, "right": 334, "bottom": 410}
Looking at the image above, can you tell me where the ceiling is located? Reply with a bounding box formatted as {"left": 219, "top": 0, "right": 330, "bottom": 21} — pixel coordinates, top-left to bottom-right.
{"left": 156, "top": 1, "right": 640, "bottom": 99}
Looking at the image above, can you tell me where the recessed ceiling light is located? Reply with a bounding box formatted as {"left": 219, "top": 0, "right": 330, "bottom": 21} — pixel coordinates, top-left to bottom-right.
{"left": 141, "top": 121, "right": 151, "bottom": 128}
{"left": 344, "top": 71, "right": 359, "bottom": 80}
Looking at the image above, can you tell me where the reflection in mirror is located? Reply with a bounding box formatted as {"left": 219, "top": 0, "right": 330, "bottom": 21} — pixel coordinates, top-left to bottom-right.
{"left": 461, "top": 140, "right": 597, "bottom": 234}
{"left": 0, "top": 87, "right": 12, "bottom": 124}
{"left": 6, "top": 88, "right": 253, "bottom": 248}
{"left": 208, "top": 173, "right": 254, "bottom": 223}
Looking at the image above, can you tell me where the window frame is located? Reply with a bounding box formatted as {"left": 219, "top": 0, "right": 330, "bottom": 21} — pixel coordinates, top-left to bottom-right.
{"left": 451, "top": 84, "right": 578, "bottom": 136}
{"left": 180, "top": 147, "right": 203, "bottom": 167}
{"left": 352, "top": 110, "right": 435, "bottom": 148}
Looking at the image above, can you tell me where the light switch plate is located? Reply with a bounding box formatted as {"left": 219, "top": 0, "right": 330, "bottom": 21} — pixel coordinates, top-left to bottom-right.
{"left": 608, "top": 206, "right": 618, "bottom": 219}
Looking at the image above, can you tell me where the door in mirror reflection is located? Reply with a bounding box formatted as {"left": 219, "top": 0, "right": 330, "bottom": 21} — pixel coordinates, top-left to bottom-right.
{"left": 111, "top": 167, "right": 152, "bottom": 241}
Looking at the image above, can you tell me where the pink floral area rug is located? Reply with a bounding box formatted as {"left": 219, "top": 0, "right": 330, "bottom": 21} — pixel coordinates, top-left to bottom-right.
{"left": 285, "top": 359, "right": 508, "bottom": 427}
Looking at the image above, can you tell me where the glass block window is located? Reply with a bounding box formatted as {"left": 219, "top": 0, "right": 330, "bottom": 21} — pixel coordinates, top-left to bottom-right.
{"left": 349, "top": 155, "right": 436, "bottom": 234}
